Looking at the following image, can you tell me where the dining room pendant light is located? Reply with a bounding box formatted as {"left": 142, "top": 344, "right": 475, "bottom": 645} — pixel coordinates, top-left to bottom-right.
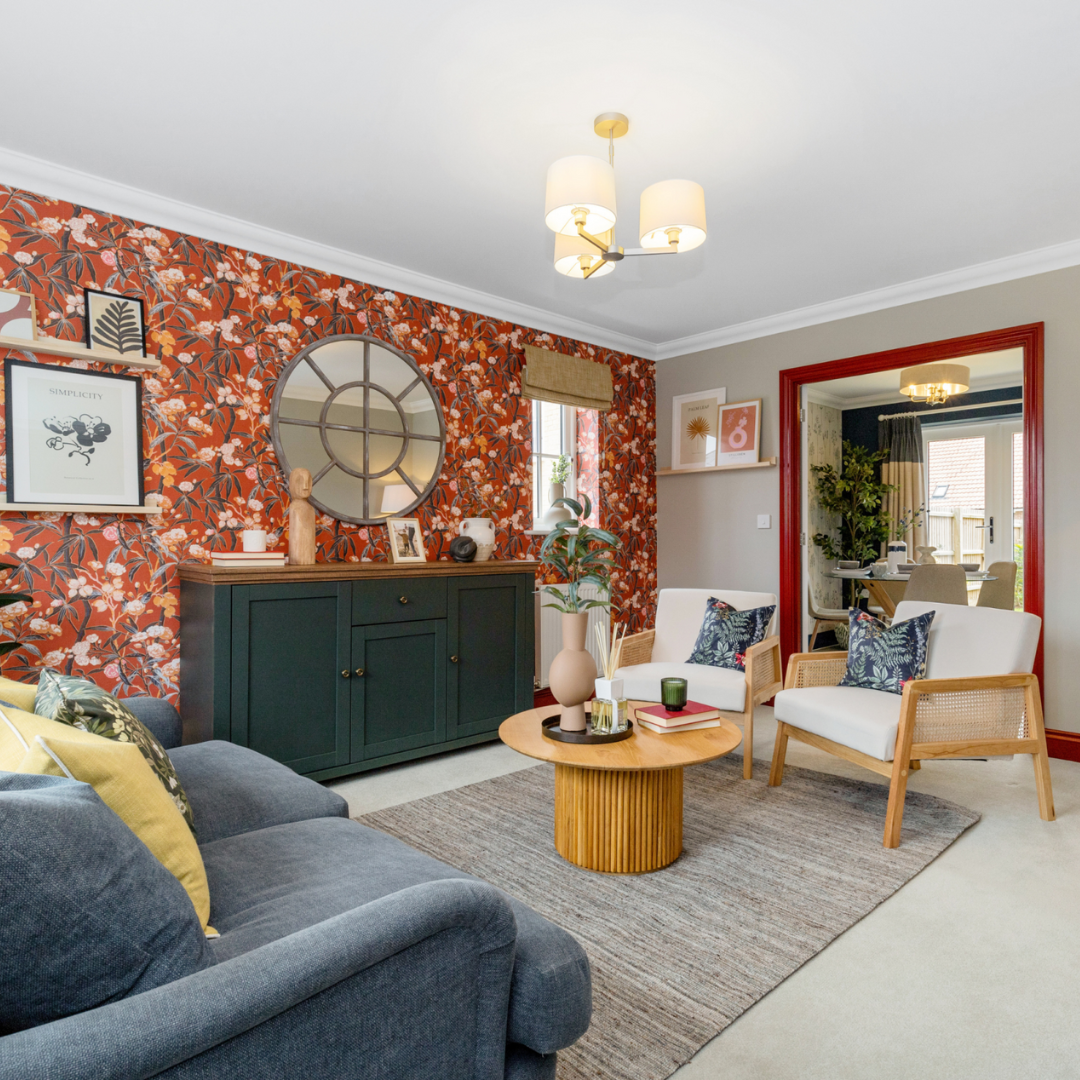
{"left": 544, "top": 112, "right": 707, "bottom": 280}
{"left": 639, "top": 179, "right": 707, "bottom": 252}
{"left": 544, "top": 155, "right": 618, "bottom": 237}
{"left": 899, "top": 362, "right": 971, "bottom": 406}
{"left": 554, "top": 230, "right": 616, "bottom": 278}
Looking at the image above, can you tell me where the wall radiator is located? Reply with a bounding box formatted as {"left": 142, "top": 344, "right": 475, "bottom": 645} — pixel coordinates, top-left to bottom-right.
{"left": 534, "top": 584, "right": 610, "bottom": 689}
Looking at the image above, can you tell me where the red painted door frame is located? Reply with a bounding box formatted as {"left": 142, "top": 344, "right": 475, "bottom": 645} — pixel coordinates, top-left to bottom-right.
{"left": 778, "top": 324, "right": 1061, "bottom": 750}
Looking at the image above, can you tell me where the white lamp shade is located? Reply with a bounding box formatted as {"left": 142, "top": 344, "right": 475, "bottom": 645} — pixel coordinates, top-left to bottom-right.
{"left": 553, "top": 231, "right": 616, "bottom": 279}
{"left": 639, "top": 179, "right": 707, "bottom": 252}
{"left": 544, "top": 155, "right": 617, "bottom": 236}
{"left": 380, "top": 483, "right": 414, "bottom": 514}
{"left": 899, "top": 363, "right": 970, "bottom": 398}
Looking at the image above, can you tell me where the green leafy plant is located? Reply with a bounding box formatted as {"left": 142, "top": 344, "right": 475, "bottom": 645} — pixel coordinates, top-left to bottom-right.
{"left": 890, "top": 503, "right": 926, "bottom": 542}
{"left": 811, "top": 442, "right": 895, "bottom": 564}
{"left": 539, "top": 494, "right": 620, "bottom": 614}
{"left": 0, "top": 562, "right": 33, "bottom": 659}
{"left": 550, "top": 454, "right": 571, "bottom": 486}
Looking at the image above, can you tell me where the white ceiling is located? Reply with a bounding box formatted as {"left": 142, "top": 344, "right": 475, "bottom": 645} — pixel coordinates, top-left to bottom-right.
{"left": 4, "top": 1, "right": 1080, "bottom": 361}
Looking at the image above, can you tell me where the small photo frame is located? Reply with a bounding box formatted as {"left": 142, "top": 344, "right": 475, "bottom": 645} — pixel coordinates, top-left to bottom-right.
{"left": 0, "top": 288, "right": 39, "bottom": 343}
{"left": 84, "top": 288, "right": 146, "bottom": 359}
{"left": 717, "top": 398, "right": 761, "bottom": 466}
{"left": 387, "top": 517, "right": 427, "bottom": 563}
{"left": 5, "top": 359, "right": 144, "bottom": 506}
{"left": 672, "top": 387, "right": 726, "bottom": 470}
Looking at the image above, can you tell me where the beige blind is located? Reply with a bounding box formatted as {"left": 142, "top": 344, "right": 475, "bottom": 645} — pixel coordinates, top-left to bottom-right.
{"left": 521, "top": 345, "right": 613, "bottom": 412}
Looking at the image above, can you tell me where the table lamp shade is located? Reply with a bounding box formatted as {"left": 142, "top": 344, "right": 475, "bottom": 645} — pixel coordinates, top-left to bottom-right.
{"left": 545, "top": 155, "right": 618, "bottom": 236}
{"left": 380, "top": 484, "right": 414, "bottom": 514}
{"left": 639, "top": 179, "right": 707, "bottom": 252}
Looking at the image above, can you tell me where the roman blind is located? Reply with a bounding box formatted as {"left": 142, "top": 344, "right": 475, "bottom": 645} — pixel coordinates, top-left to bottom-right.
{"left": 521, "top": 345, "right": 614, "bottom": 412}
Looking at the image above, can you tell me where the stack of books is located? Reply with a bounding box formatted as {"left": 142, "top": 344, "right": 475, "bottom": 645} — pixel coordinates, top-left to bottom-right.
{"left": 634, "top": 700, "right": 721, "bottom": 733}
{"left": 211, "top": 551, "right": 287, "bottom": 569}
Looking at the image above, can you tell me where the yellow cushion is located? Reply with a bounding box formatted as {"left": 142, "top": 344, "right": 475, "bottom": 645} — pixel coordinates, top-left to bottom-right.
{"left": 0, "top": 703, "right": 105, "bottom": 769}
{"left": 14, "top": 728, "right": 214, "bottom": 934}
{"left": 0, "top": 675, "right": 38, "bottom": 713}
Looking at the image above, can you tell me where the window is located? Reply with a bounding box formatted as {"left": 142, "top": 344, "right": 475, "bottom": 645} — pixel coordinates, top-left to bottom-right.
{"left": 531, "top": 400, "right": 575, "bottom": 528}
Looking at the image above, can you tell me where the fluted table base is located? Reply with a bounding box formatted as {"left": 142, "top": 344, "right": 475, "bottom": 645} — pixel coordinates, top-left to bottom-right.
{"left": 554, "top": 763, "right": 683, "bottom": 873}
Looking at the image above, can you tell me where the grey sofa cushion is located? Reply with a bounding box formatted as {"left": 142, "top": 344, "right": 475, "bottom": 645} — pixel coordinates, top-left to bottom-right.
{"left": 123, "top": 695, "right": 183, "bottom": 750}
{"left": 505, "top": 1043, "right": 557, "bottom": 1080}
{"left": 201, "top": 816, "right": 591, "bottom": 1055}
{"left": 170, "top": 741, "right": 349, "bottom": 845}
{"left": 0, "top": 772, "right": 211, "bottom": 1034}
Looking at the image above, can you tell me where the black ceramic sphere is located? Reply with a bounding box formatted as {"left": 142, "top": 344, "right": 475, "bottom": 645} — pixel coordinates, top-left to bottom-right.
{"left": 449, "top": 535, "right": 477, "bottom": 562}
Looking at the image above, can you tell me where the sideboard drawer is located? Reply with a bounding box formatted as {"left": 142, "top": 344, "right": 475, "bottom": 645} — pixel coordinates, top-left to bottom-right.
{"left": 352, "top": 577, "right": 447, "bottom": 624}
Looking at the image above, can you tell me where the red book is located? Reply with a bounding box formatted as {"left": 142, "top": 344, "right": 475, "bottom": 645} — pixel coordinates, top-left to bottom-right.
{"left": 635, "top": 700, "right": 721, "bottom": 727}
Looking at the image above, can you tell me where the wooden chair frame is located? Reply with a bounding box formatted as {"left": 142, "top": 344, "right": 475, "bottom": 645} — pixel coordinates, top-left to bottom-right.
{"left": 769, "top": 652, "right": 1056, "bottom": 847}
{"left": 620, "top": 630, "right": 783, "bottom": 779}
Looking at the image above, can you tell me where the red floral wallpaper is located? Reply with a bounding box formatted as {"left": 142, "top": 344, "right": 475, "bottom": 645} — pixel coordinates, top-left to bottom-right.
{"left": 0, "top": 184, "right": 657, "bottom": 701}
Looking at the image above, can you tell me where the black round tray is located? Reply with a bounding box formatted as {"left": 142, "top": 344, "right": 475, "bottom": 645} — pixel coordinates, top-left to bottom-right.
{"left": 541, "top": 716, "right": 634, "bottom": 744}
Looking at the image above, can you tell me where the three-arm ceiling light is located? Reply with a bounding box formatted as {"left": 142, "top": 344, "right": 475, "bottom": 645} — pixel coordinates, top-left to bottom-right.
{"left": 544, "top": 112, "right": 707, "bottom": 279}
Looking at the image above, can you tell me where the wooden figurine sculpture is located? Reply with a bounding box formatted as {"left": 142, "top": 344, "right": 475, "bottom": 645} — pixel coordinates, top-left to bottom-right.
{"left": 288, "top": 467, "right": 316, "bottom": 566}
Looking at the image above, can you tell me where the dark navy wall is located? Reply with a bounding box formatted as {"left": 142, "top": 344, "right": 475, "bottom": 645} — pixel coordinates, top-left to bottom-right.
{"left": 842, "top": 385, "right": 1023, "bottom": 452}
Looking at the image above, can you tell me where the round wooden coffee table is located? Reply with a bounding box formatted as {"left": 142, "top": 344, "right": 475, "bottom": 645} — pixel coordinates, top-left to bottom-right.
{"left": 499, "top": 702, "right": 742, "bottom": 874}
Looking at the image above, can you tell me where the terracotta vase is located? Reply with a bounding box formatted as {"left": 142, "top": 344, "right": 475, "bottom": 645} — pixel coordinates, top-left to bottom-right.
{"left": 548, "top": 611, "right": 597, "bottom": 732}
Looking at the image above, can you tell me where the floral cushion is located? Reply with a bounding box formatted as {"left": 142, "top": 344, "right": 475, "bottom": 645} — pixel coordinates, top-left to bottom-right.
{"left": 686, "top": 598, "right": 775, "bottom": 672}
{"left": 838, "top": 609, "right": 936, "bottom": 695}
{"left": 34, "top": 670, "right": 195, "bottom": 834}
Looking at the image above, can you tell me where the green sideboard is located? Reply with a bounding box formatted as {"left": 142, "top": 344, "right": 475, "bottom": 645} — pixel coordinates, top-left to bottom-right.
{"left": 178, "top": 561, "right": 537, "bottom": 781}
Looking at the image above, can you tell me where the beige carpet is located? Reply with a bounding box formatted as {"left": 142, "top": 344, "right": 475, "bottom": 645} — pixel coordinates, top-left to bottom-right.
{"left": 358, "top": 757, "right": 979, "bottom": 1080}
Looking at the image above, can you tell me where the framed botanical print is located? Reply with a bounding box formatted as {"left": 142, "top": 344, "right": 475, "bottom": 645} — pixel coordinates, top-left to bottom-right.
{"left": 671, "top": 387, "right": 726, "bottom": 470}
{"left": 0, "top": 288, "right": 38, "bottom": 342}
{"left": 4, "top": 360, "right": 144, "bottom": 506}
{"left": 83, "top": 288, "right": 147, "bottom": 359}
{"left": 717, "top": 398, "right": 761, "bottom": 466}
{"left": 387, "top": 517, "right": 427, "bottom": 563}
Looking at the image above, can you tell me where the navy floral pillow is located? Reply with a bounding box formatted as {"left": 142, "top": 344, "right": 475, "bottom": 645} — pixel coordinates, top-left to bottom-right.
{"left": 687, "top": 598, "right": 775, "bottom": 672}
{"left": 839, "top": 609, "right": 936, "bottom": 695}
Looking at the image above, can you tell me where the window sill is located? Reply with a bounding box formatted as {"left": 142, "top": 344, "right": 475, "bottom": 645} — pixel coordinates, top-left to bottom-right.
{"left": 525, "top": 528, "right": 552, "bottom": 536}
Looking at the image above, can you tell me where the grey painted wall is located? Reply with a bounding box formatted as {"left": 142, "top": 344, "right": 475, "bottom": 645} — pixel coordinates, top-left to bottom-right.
{"left": 656, "top": 264, "right": 1080, "bottom": 731}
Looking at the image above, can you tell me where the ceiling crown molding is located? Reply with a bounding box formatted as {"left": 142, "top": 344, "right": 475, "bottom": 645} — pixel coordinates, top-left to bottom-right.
{"left": 0, "top": 145, "right": 655, "bottom": 359}
{"left": 653, "top": 236, "right": 1080, "bottom": 361}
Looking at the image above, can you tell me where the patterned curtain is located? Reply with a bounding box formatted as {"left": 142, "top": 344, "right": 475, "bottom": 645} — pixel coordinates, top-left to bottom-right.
{"left": 878, "top": 414, "right": 926, "bottom": 554}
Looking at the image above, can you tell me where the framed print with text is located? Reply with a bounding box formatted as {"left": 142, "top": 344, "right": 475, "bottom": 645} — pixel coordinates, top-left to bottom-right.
{"left": 717, "top": 398, "right": 761, "bottom": 466}
{"left": 671, "top": 387, "right": 726, "bottom": 470}
{"left": 5, "top": 360, "right": 144, "bottom": 506}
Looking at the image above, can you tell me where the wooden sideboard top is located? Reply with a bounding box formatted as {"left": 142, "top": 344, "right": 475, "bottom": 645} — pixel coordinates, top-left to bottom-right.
{"left": 178, "top": 559, "right": 541, "bottom": 585}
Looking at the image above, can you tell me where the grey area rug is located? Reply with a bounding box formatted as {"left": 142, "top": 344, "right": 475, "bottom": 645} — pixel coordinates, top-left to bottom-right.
{"left": 358, "top": 757, "right": 979, "bottom": 1080}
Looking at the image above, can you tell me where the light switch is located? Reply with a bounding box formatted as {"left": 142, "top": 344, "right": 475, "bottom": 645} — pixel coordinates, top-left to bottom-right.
{"left": 757, "top": 514, "right": 771, "bottom": 529}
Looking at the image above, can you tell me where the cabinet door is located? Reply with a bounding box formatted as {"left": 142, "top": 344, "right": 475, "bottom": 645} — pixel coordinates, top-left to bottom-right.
{"left": 352, "top": 620, "right": 446, "bottom": 760}
{"left": 446, "top": 574, "right": 533, "bottom": 740}
{"left": 230, "top": 582, "right": 351, "bottom": 773}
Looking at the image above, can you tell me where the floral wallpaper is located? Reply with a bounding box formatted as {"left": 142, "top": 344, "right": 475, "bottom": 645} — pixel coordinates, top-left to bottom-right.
{"left": 0, "top": 184, "right": 657, "bottom": 701}
{"left": 807, "top": 399, "right": 843, "bottom": 611}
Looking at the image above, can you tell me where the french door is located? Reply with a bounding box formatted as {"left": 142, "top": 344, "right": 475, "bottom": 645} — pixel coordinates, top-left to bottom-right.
{"left": 923, "top": 419, "right": 1023, "bottom": 607}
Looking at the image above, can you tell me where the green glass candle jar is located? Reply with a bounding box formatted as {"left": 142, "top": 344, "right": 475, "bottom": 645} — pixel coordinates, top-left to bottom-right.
{"left": 660, "top": 677, "right": 688, "bottom": 711}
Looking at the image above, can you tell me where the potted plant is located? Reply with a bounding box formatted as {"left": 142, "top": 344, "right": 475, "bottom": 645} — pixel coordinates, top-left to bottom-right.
{"left": 887, "top": 504, "right": 926, "bottom": 573}
{"left": 539, "top": 494, "right": 620, "bottom": 731}
{"left": 540, "top": 454, "right": 573, "bottom": 529}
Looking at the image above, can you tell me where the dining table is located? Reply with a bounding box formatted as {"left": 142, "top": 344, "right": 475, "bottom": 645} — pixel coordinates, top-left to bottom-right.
{"left": 828, "top": 567, "right": 996, "bottom": 618}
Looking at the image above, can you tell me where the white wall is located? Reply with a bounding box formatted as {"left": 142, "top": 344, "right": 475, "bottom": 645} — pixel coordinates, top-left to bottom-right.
{"left": 656, "top": 265, "right": 1080, "bottom": 731}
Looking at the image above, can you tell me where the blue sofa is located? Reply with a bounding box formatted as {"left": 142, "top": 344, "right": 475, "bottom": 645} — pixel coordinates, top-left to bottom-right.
{"left": 0, "top": 698, "right": 591, "bottom": 1079}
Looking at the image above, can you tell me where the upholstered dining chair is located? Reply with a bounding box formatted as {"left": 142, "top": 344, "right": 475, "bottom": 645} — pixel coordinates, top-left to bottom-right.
{"left": 903, "top": 563, "right": 968, "bottom": 605}
{"left": 808, "top": 579, "right": 848, "bottom": 651}
{"left": 615, "top": 589, "right": 783, "bottom": 779}
{"left": 977, "top": 561, "right": 1018, "bottom": 609}
{"left": 768, "top": 600, "right": 1054, "bottom": 847}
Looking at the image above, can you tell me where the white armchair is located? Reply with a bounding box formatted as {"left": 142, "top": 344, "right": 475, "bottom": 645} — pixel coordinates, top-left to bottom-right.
{"left": 615, "top": 589, "right": 783, "bottom": 779}
{"left": 769, "top": 600, "right": 1055, "bottom": 847}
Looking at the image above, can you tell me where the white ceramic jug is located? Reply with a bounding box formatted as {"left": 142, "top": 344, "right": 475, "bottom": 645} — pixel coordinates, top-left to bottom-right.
{"left": 461, "top": 517, "right": 496, "bottom": 561}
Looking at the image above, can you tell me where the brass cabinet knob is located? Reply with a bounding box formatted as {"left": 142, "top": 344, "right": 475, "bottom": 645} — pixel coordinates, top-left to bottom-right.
{"left": 355, "top": 667, "right": 365, "bottom": 677}
{"left": 450, "top": 655, "right": 459, "bottom": 663}
{"left": 399, "top": 595, "right": 409, "bottom": 604}
{"left": 341, "top": 669, "right": 351, "bottom": 678}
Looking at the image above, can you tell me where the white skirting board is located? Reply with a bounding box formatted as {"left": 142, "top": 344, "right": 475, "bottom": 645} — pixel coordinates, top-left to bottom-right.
{"left": 534, "top": 584, "right": 610, "bottom": 689}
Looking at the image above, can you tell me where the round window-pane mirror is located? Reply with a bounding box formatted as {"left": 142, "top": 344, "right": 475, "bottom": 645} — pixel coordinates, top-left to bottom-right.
{"left": 270, "top": 334, "right": 446, "bottom": 525}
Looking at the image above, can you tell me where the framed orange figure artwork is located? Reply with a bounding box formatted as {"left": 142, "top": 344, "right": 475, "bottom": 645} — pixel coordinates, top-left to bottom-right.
{"left": 717, "top": 399, "right": 761, "bottom": 466}
{"left": 671, "top": 387, "right": 726, "bottom": 469}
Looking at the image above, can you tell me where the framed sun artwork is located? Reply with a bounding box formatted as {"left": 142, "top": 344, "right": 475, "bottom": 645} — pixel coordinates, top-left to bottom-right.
{"left": 671, "top": 387, "right": 726, "bottom": 470}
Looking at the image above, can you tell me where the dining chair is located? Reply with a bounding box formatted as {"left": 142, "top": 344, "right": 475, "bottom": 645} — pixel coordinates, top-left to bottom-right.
{"left": 977, "top": 561, "right": 1018, "bottom": 610}
{"left": 769, "top": 600, "right": 1054, "bottom": 847}
{"left": 808, "top": 578, "right": 847, "bottom": 651}
{"left": 616, "top": 589, "right": 783, "bottom": 779}
{"left": 902, "top": 563, "right": 968, "bottom": 605}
